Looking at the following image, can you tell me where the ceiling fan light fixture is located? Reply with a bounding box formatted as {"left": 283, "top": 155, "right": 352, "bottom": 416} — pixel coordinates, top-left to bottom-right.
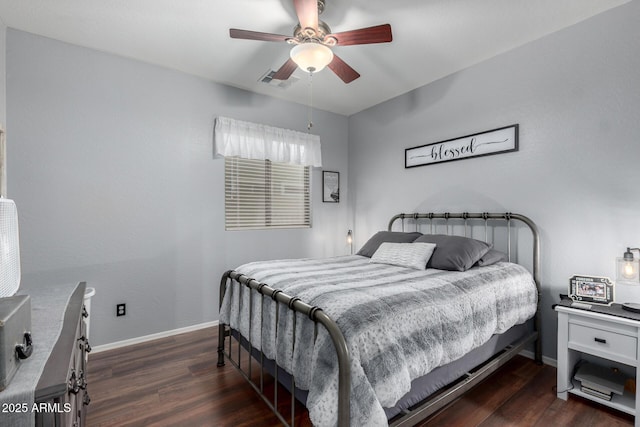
{"left": 290, "top": 42, "right": 333, "bottom": 73}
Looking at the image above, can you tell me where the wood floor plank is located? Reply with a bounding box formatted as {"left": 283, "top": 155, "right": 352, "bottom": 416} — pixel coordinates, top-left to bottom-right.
{"left": 477, "top": 364, "right": 557, "bottom": 426}
{"left": 86, "top": 327, "right": 634, "bottom": 426}
{"left": 417, "top": 358, "right": 545, "bottom": 427}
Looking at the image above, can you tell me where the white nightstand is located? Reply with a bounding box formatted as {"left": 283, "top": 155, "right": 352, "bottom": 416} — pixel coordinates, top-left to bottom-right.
{"left": 556, "top": 304, "right": 640, "bottom": 426}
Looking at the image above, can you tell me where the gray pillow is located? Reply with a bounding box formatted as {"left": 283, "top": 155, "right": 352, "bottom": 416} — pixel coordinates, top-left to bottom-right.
{"left": 476, "top": 249, "right": 508, "bottom": 267}
{"left": 414, "top": 234, "right": 491, "bottom": 271}
{"left": 357, "top": 231, "right": 422, "bottom": 258}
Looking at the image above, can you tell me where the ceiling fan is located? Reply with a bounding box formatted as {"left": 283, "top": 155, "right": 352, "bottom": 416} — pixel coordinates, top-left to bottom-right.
{"left": 229, "top": 0, "right": 392, "bottom": 84}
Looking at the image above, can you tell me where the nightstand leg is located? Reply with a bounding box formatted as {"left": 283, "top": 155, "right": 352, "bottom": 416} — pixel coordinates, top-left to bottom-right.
{"left": 557, "top": 311, "right": 578, "bottom": 400}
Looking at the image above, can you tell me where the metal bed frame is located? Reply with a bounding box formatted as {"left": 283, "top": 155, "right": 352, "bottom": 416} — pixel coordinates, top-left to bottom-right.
{"left": 217, "top": 212, "right": 542, "bottom": 427}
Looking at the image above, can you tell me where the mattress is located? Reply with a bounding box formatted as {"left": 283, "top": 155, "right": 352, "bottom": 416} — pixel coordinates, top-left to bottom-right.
{"left": 220, "top": 255, "right": 538, "bottom": 426}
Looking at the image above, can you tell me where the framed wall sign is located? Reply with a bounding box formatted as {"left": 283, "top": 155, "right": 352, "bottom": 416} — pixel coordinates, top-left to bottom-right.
{"left": 405, "top": 124, "right": 518, "bottom": 168}
{"left": 569, "top": 275, "right": 614, "bottom": 305}
{"left": 323, "top": 171, "right": 340, "bottom": 203}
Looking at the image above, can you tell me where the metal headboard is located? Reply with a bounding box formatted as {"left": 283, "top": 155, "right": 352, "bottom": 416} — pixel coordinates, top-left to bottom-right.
{"left": 388, "top": 212, "right": 539, "bottom": 284}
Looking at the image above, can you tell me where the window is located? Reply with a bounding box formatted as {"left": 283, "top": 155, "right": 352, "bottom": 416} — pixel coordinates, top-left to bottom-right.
{"left": 215, "top": 116, "right": 320, "bottom": 231}
{"left": 225, "top": 157, "right": 311, "bottom": 230}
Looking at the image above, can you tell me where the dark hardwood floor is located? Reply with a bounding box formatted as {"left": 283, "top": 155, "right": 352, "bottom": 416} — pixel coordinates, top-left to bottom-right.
{"left": 87, "top": 327, "right": 634, "bottom": 426}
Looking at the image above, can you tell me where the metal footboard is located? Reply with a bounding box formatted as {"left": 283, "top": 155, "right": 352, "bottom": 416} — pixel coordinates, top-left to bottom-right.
{"left": 218, "top": 211, "right": 542, "bottom": 427}
{"left": 217, "top": 270, "right": 351, "bottom": 426}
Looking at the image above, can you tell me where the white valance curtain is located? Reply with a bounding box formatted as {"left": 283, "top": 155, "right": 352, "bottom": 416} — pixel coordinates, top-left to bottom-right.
{"left": 214, "top": 116, "right": 322, "bottom": 167}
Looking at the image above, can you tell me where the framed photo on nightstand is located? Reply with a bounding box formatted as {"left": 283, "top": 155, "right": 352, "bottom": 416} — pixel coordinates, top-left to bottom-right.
{"left": 569, "top": 275, "right": 614, "bottom": 305}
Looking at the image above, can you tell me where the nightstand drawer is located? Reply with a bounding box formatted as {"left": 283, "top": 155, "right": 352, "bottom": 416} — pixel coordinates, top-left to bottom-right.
{"left": 569, "top": 323, "right": 637, "bottom": 363}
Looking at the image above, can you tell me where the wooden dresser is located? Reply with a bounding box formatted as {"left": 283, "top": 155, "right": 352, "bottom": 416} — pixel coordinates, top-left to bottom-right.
{"left": 34, "top": 282, "right": 90, "bottom": 427}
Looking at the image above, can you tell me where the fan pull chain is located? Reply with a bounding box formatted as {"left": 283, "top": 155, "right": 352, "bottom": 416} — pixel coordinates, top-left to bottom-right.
{"left": 307, "top": 72, "right": 313, "bottom": 131}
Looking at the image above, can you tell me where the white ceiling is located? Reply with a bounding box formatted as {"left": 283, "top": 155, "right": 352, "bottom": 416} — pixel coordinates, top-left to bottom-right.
{"left": 0, "top": 0, "right": 630, "bottom": 115}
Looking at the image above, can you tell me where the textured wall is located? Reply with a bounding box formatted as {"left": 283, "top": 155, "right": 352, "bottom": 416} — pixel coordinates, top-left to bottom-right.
{"left": 0, "top": 22, "right": 5, "bottom": 128}
{"left": 6, "top": 30, "right": 349, "bottom": 346}
{"left": 0, "top": 23, "right": 6, "bottom": 196}
{"left": 348, "top": 1, "right": 640, "bottom": 360}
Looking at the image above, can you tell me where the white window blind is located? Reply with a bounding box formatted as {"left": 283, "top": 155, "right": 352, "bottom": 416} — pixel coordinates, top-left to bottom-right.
{"left": 225, "top": 157, "right": 311, "bottom": 230}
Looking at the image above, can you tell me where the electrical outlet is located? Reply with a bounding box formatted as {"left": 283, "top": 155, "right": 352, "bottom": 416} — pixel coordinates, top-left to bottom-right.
{"left": 116, "top": 303, "right": 126, "bottom": 317}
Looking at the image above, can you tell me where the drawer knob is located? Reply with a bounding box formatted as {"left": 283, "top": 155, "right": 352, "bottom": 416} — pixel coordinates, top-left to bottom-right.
{"left": 78, "top": 336, "right": 92, "bottom": 353}
{"left": 15, "top": 332, "right": 33, "bottom": 360}
{"left": 594, "top": 337, "right": 607, "bottom": 344}
{"left": 69, "top": 370, "right": 80, "bottom": 395}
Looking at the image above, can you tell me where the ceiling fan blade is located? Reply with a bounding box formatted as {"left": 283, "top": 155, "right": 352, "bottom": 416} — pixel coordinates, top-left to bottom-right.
{"left": 329, "top": 24, "right": 392, "bottom": 46}
{"left": 294, "top": 0, "right": 318, "bottom": 30}
{"left": 272, "top": 58, "right": 298, "bottom": 80}
{"left": 328, "top": 54, "right": 360, "bottom": 84}
{"left": 229, "top": 28, "right": 290, "bottom": 43}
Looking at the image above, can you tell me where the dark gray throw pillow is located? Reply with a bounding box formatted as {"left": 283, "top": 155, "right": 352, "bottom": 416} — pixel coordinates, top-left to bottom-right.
{"left": 357, "top": 231, "right": 422, "bottom": 258}
{"left": 414, "top": 234, "right": 491, "bottom": 271}
{"left": 476, "top": 249, "right": 508, "bottom": 267}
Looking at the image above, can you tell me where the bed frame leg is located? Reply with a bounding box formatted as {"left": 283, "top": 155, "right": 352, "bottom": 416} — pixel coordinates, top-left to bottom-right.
{"left": 534, "top": 302, "right": 543, "bottom": 365}
{"left": 217, "top": 323, "right": 226, "bottom": 367}
{"left": 217, "top": 270, "right": 232, "bottom": 367}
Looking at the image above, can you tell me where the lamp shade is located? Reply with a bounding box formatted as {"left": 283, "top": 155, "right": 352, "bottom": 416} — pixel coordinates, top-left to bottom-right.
{"left": 290, "top": 43, "right": 334, "bottom": 73}
{"left": 617, "top": 247, "right": 640, "bottom": 284}
{"left": 617, "top": 256, "right": 640, "bottom": 283}
{"left": 616, "top": 247, "right": 640, "bottom": 304}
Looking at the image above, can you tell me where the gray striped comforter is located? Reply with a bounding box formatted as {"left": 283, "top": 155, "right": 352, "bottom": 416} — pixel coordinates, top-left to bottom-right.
{"left": 220, "top": 255, "right": 537, "bottom": 426}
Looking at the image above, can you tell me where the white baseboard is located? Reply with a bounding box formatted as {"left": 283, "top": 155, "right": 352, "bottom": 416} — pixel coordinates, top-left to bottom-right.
{"left": 92, "top": 320, "right": 219, "bottom": 353}
{"left": 519, "top": 349, "right": 557, "bottom": 367}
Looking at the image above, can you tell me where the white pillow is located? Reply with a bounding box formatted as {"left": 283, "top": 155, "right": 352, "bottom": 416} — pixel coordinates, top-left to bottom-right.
{"left": 369, "top": 242, "right": 437, "bottom": 270}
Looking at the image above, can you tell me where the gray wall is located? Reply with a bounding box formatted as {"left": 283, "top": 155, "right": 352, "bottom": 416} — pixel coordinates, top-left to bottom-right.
{"left": 0, "top": 21, "right": 5, "bottom": 127}
{"left": 6, "top": 30, "right": 349, "bottom": 346}
{"left": 348, "top": 1, "right": 640, "bottom": 360}
{"left": 0, "top": 21, "right": 6, "bottom": 197}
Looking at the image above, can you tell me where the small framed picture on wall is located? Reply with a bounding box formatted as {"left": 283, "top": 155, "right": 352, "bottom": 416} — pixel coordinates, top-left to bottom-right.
{"left": 323, "top": 171, "right": 340, "bottom": 203}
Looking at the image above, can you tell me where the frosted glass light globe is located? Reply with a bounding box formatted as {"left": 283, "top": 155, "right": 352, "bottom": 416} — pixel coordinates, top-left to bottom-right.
{"left": 290, "top": 43, "right": 334, "bottom": 73}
